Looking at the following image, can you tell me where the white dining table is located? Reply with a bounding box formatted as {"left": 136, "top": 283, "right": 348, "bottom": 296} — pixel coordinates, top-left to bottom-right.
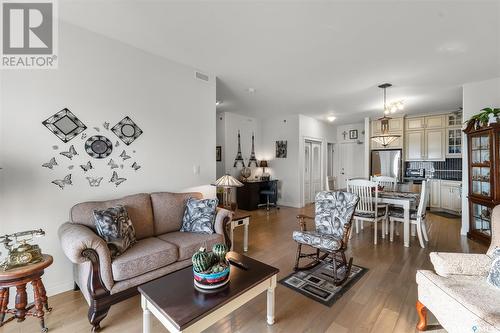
{"left": 378, "top": 191, "right": 420, "bottom": 247}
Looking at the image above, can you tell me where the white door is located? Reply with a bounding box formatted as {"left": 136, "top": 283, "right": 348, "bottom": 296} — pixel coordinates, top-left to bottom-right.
{"left": 304, "top": 143, "right": 311, "bottom": 204}
{"left": 337, "top": 142, "right": 364, "bottom": 189}
{"left": 311, "top": 142, "right": 322, "bottom": 197}
{"left": 440, "top": 186, "right": 452, "bottom": 210}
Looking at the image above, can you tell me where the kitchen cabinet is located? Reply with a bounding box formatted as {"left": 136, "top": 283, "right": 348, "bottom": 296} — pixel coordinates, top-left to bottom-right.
{"left": 425, "top": 115, "right": 445, "bottom": 129}
{"left": 406, "top": 117, "right": 425, "bottom": 130}
{"left": 429, "top": 179, "right": 441, "bottom": 208}
{"left": 446, "top": 127, "right": 462, "bottom": 157}
{"left": 405, "top": 129, "right": 445, "bottom": 161}
{"left": 405, "top": 115, "right": 445, "bottom": 130}
{"left": 440, "top": 181, "right": 462, "bottom": 212}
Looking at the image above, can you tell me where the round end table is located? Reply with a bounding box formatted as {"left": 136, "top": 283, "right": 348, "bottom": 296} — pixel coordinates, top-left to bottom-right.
{"left": 0, "top": 254, "right": 53, "bottom": 332}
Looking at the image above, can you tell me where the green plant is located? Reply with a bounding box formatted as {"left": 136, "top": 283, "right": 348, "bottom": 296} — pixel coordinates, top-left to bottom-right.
{"left": 468, "top": 107, "right": 500, "bottom": 125}
{"left": 212, "top": 243, "right": 228, "bottom": 263}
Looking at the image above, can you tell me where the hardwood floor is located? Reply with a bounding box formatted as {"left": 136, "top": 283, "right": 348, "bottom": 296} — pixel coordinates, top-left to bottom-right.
{"left": 0, "top": 206, "right": 486, "bottom": 333}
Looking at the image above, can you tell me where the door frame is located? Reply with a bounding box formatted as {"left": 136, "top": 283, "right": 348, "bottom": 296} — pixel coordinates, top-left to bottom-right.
{"left": 300, "top": 137, "right": 323, "bottom": 207}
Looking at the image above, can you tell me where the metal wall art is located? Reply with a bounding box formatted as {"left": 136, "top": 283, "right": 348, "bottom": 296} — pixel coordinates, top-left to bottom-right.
{"left": 52, "top": 174, "right": 72, "bottom": 189}
{"left": 120, "top": 150, "right": 131, "bottom": 160}
{"left": 42, "top": 108, "right": 87, "bottom": 143}
{"left": 60, "top": 145, "right": 78, "bottom": 160}
{"left": 86, "top": 177, "right": 103, "bottom": 187}
{"left": 131, "top": 162, "right": 141, "bottom": 171}
{"left": 233, "top": 130, "right": 245, "bottom": 167}
{"left": 108, "top": 159, "right": 119, "bottom": 169}
{"left": 248, "top": 132, "right": 258, "bottom": 167}
{"left": 80, "top": 161, "right": 93, "bottom": 172}
{"left": 109, "top": 171, "right": 127, "bottom": 187}
{"left": 85, "top": 135, "right": 113, "bottom": 159}
{"left": 112, "top": 116, "right": 143, "bottom": 145}
{"left": 42, "top": 157, "right": 57, "bottom": 169}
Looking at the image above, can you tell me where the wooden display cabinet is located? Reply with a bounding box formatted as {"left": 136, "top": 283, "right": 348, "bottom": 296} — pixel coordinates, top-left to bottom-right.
{"left": 464, "top": 121, "right": 499, "bottom": 245}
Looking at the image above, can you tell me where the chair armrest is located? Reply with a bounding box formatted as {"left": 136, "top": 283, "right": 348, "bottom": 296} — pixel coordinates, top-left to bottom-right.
{"left": 430, "top": 252, "right": 492, "bottom": 277}
{"left": 215, "top": 208, "right": 233, "bottom": 247}
{"left": 296, "top": 214, "right": 314, "bottom": 231}
{"left": 58, "top": 222, "right": 114, "bottom": 292}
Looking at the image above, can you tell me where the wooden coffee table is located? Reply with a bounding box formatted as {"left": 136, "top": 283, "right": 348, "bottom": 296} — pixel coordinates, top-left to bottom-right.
{"left": 138, "top": 252, "right": 279, "bottom": 333}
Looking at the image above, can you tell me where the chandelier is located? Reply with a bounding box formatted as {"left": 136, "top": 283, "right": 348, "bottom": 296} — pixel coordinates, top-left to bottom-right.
{"left": 371, "top": 83, "right": 401, "bottom": 147}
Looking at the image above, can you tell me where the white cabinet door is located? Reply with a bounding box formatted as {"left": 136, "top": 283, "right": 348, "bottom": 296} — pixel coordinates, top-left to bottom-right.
{"left": 405, "top": 131, "right": 424, "bottom": 160}
{"left": 429, "top": 180, "right": 441, "bottom": 208}
{"left": 425, "top": 129, "right": 445, "bottom": 161}
{"left": 446, "top": 128, "right": 463, "bottom": 157}
{"left": 406, "top": 117, "right": 425, "bottom": 130}
{"left": 425, "top": 115, "right": 445, "bottom": 129}
{"left": 451, "top": 186, "right": 462, "bottom": 212}
{"left": 311, "top": 142, "right": 322, "bottom": 198}
{"left": 440, "top": 186, "right": 452, "bottom": 210}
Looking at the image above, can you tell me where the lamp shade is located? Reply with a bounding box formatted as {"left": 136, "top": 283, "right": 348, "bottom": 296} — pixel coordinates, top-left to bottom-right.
{"left": 259, "top": 160, "right": 268, "bottom": 168}
{"left": 213, "top": 174, "right": 243, "bottom": 188}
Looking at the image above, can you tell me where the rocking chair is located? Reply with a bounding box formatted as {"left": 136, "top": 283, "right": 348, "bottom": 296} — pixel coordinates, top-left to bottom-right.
{"left": 292, "top": 191, "right": 359, "bottom": 286}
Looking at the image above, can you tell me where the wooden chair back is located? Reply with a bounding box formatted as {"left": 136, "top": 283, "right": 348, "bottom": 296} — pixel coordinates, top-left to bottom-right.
{"left": 347, "top": 179, "right": 378, "bottom": 214}
{"left": 416, "top": 180, "right": 429, "bottom": 219}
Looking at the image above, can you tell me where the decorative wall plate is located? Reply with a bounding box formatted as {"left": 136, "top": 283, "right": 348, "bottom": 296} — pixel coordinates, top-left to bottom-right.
{"left": 112, "top": 116, "right": 143, "bottom": 146}
{"left": 85, "top": 135, "right": 113, "bottom": 159}
{"left": 42, "top": 108, "right": 87, "bottom": 143}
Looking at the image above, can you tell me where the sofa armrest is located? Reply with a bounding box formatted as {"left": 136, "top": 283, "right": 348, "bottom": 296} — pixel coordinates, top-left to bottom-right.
{"left": 58, "top": 222, "right": 114, "bottom": 292}
{"left": 214, "top": 208, "right": 233, "bottom": 247}
{"left": 430, "top": 252, "right": 491, "bottom": 277}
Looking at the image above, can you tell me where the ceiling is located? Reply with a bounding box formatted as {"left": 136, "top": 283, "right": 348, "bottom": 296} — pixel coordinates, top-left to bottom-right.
{"left": 60, "top": 1, "right": 500, "bottom": 124}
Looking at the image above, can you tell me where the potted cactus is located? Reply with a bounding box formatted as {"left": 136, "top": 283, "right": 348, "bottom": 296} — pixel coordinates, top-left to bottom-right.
{"left": 192, "top": 244, "right": 230, "bottom": 289}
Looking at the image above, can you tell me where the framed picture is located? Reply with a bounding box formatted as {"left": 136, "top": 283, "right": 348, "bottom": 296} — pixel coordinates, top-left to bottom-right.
{"left": 216, "top": 146, "right": 222, "bottom": 162}
{"left": 276, "top": 140, "right": 287, "bottom": 158}
{"left": 349, "top": 130, "right": 358, "bottom": 140}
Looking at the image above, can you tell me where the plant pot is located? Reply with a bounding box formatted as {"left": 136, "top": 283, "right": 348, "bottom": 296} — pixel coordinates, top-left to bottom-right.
{"left": 193, "top": 265, "right": 230, "bottom": 290}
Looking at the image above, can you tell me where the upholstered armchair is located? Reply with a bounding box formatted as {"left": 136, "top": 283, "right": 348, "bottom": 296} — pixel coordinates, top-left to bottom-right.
{"left": 292, "top": 191, "right": 359, "bottom": 285}
{"left": 416, "top": 205, "right": 500, "bottom": 332}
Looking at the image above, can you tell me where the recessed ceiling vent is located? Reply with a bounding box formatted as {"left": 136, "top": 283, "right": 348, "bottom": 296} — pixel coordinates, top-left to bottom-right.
{"left": 195, "top": 71, "right": 209, "bottom": 82}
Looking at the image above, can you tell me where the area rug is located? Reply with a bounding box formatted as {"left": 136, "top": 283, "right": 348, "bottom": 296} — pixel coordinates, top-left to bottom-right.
{"left": 279, "top": 258, "right": 367, "bottom": 307}
{"left": 431, "top": 211, "right": 461, "bottom": 219}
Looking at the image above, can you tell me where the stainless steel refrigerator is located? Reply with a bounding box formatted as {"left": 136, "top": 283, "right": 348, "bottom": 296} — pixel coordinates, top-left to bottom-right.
{"left": 370, "top": 149, "right": 402, "bottom": 182}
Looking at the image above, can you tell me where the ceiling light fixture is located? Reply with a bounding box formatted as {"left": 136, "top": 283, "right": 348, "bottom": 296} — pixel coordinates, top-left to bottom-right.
{"left": 371, "top": 83, "right": 401, "bottom": 147}
{"left": 327, "top": 115, "right": 336, "bottom": 122}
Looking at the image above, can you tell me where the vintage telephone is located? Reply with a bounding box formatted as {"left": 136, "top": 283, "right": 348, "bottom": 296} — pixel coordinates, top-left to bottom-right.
{"left": 0, "top": 229, "right": 45, "bottom": 271}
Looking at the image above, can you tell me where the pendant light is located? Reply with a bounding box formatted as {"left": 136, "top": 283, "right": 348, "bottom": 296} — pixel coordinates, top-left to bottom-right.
{"left": 371, "top": 83, "right": 401, "bottom": 147}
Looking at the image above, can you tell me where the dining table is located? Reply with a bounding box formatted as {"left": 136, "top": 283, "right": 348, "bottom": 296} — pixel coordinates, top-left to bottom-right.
{"left": 377, "top": 190, "right": 420, "bottom": 247}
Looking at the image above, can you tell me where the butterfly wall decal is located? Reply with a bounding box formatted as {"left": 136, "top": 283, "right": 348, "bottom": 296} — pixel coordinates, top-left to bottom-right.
{"left": 80, "top": 161, "right": 93, "bottom": 172}
{"left": 42, "top": 157, "right": 58, "bottom": 169}
{"left": 109, "top": 171, "right": 126, "bottom": 187}
{"left": 59, "top": 145, "right": 78, "bottom": 160}
{"left": 103, "top": 122, "right": 110, "bottom": 130}
{"left": 52, "top": 174, "right": 72, "bottom": 189}
{"left": 86, "top": 176, "right": 103, "bottom": 187}
{"left": 131, "top": 162, "right": 141, "bottom": 171}
{"left": 108, "top": 159, "right": 119, "bottom": 169}
{"left": 115, "top": 141, "right": 120, "bottom": 148}
{"left": 120, "top": 150, "right": 131, "bottom": 161}
{"left": 81, "top": 133, "right": 87, "bottom": 140}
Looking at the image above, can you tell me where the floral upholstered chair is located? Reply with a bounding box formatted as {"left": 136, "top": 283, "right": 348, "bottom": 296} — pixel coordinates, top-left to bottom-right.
{"left": 292, "top": 191, "right": 359, "bottom": 285}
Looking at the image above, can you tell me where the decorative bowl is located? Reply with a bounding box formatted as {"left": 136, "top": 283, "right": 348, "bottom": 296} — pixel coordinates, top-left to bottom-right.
{"left": 193, "top": 265, "right": 230, "bottom": 290}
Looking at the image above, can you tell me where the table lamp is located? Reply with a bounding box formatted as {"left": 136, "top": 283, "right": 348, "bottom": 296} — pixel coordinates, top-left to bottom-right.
{"left": 213, "top": 174, "right": 243, "bottom": 210}
{"left": 259, "top": 160, "right": 270, "bottom": 180}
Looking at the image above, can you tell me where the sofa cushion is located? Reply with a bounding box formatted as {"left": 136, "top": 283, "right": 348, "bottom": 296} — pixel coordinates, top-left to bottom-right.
{"left": 93, "top": 205, "right": 137, "bottom": 258}
{"left": 150, "top": 192, "right": 203, "bottom": 235}
{"left": 71, "top": 193, "right": 154, "bottom": 240}
{"left": 180, "top": 198, "right": 218, "bottom": 234}
{"left": 111, "top": 237, "right": 177, "bottom": 281}
{"left": 487, "top": 247, "right": 500, "bottom": 289}
{"left": 158, "top": 231, "right": 223, "bottom": 261}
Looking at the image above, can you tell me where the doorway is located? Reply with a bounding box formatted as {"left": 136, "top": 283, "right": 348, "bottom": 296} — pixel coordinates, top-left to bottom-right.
{"left": 337, "top": 142, "right": 365, "bottom": 189}
{"left": 304, "top": 140, "right": 322, "bottom": 204}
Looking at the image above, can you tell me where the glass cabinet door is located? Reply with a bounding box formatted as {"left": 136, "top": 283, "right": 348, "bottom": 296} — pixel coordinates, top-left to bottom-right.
{"left": 471, "top": 203, "right": 492, "bottom": 237}
{"left": 470, "top": 134, "right": 491, "bottom": 197}
{"left": 447, "top": 128, "right": 462, "bottom": 155}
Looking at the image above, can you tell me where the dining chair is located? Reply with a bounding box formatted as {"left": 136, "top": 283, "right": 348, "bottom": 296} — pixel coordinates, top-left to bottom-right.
{"left": 371, "top": 175, "right": 397, "bottom": 191}
{"left": 347, "top": 179, "right": 388, "bottom": 245}
{"left": 388, "top": 180, "right": 429, "bottom": 248}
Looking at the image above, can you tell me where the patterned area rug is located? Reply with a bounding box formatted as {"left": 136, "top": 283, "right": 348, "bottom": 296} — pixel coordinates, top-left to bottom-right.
{"left": 279, "top": 258, "right": 367, "bottom": 307}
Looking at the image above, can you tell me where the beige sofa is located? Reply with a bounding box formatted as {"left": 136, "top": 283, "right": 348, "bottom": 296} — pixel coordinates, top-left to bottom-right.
{"left": 416, "top": 206, "right": 500, "bottom": 333}
{"left": 58, "top": 192, "right": 232, "bottom": 332}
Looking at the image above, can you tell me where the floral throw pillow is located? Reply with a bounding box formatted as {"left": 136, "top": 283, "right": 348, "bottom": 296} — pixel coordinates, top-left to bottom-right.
{"left": 93, "top": 205, "right": 137, "bottom": 258}
{"left": 487, "top": 247, "right": 500, "bottom": 289}
{"left": 180, "top": 198, "right": 218, "bottom": 234}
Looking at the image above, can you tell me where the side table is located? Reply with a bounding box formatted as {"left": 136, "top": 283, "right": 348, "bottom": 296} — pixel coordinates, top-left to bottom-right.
{"left": 230, "top": 213, "right": 250, "bottom": 252}
{"left": 0, "top": 254, "right": 53, "bottom": 332}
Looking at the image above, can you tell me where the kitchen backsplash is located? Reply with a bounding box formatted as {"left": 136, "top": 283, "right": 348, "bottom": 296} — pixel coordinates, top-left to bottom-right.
{"left": 405, "top": 158, "right": 462, "bottom": 180}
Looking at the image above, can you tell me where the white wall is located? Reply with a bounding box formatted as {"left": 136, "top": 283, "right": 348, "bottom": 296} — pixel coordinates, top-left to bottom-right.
{"left": 216, "top": 112, "right": 226, "bottom": 178}
{"left": 461, "top": 77, "right": 500, "bottom": 235}
{"left": 0, "top": 22, "right": 216, "bottom": 297}
{"left": 335, "top": 123, "right": 365, "bottom": 144}
{"left": 261, "top": 115, "right": 301, "bottom": 207}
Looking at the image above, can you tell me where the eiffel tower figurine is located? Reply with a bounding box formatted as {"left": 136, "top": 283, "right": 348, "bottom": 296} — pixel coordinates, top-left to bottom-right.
{"left": 233, "top": 130, "right": 245, "bottom": 168}
{"left": 248, "top": 132, "right": 258, "bottom": 167}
